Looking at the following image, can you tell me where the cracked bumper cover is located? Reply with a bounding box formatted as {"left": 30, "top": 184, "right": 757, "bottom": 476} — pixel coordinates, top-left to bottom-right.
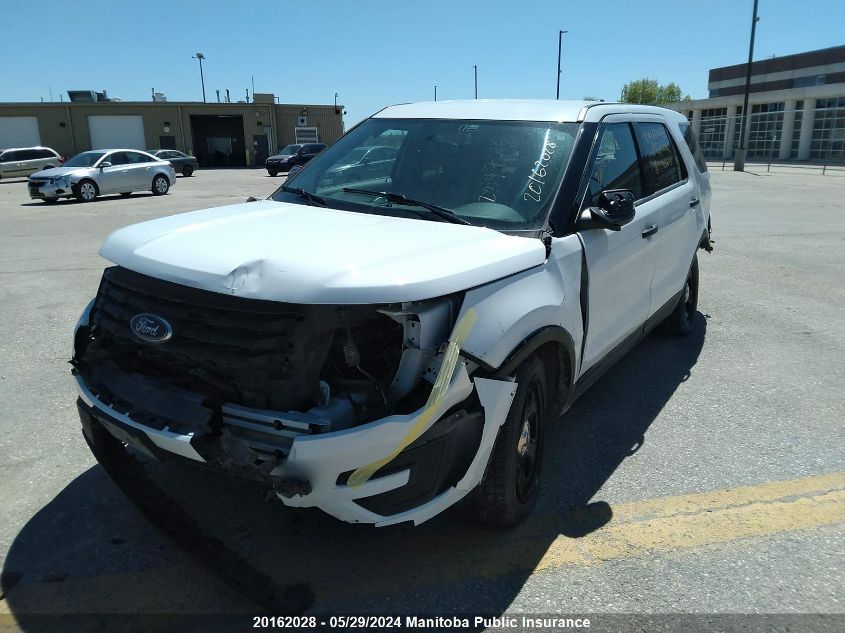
{"left": 73, "top": 306, "right": 517, "bottom": 526}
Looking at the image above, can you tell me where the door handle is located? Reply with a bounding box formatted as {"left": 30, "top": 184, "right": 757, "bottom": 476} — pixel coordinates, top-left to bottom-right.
{"left": 689, "top": 197, "right": 700, "bottom": 207}
{"left": 642, "top": 224, "right": 659, "bottom": 238}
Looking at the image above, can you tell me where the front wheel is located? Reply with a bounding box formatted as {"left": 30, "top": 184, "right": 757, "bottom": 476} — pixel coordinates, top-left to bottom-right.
{"left": 75, "top": 180, "right": 98, "bottom": 202}
{"left": 660, "top": 253, "right": 699, "bottom": 336}
{"left": 469, "top": 355, "right": 548, "bottom": 526}
{"left": 182, "top": 165, "right": 193, "bottom": 177}
{"left": 152, "top": 174, "right": 170, "bottom": 196}
{"left": 267, "top": 170, "right": 278, "bottom": 177}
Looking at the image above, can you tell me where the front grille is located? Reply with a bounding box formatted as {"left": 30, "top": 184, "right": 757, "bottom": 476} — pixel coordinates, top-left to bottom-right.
{"left": 85, "top": 267, "right": 330, "bottom": 410}
{"left": 81, "top": 267, "right": 398, "bottom": 412}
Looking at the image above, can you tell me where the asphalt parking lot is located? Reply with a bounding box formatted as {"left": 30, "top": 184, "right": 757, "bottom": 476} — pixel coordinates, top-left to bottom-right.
{"left": 0, "top": 167, "right": 843, "bottom": 630}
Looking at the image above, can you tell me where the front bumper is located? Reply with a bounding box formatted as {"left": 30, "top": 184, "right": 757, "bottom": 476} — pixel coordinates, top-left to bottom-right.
{"left": 72, "top": 305, "right": 516, "bottom": 526}
{"left": 28, "top": 180, "right": 70, "bottom": 199}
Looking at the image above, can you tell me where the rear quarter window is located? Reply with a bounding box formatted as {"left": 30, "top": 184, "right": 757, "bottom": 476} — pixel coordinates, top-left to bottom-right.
{"left": 679, "top": 123, "right": 708, "bottom": 172}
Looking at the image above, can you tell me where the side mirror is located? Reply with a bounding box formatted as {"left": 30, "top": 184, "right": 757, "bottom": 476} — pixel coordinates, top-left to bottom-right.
{"left": 578, "top": 189, "right": 636, "bottom": 231}
{"left": 99, "top": 161, "right": 112, "bottom": 169}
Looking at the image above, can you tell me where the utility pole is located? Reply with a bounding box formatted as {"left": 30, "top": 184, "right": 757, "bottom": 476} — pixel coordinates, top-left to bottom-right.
{"left": 434, "top": 85, "right": 437, "bottom": 101}
{"left": 473, "top": 65, "right": 478, "bottom": 99}
{"left": 251, "top": 75, "right": 255, "bottom": 102}
{"left": 556, "top": 30, "right": 568, "bottom": 99}
{"left": 734, "top": 0, "right": 759, "bottom": 172}
{"left": 192, "top": 53, "right": 206, "bottom": 102}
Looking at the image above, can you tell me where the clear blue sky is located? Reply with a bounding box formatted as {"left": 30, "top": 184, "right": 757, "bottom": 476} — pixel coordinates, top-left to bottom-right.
{"left": 4, "top": 0, "right": 843, "bottom": 126}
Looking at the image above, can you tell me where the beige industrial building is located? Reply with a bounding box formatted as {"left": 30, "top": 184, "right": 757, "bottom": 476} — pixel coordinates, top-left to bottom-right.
{"left": 0, "top": 93, "right": 344, "bottom": 167}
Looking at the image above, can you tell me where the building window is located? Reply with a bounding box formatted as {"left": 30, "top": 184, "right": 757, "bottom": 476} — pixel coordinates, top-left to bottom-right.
{"left": 747, "top": 102, "right": 784, "bottom": 160}
{"left": 732, "top": 105, "right": 744, "bottom": 155}
{"left": 791, "top": 100, "right": 804, "bottom": 159}
{"left": 698, "top": 107, "right": 727, "bottom": 158}
{"left": 810, "top": 97, "right": 845, "bottom": 160}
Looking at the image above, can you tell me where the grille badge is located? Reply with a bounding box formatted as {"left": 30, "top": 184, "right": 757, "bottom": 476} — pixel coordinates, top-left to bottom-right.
{"left": 129, "top": 313, "right": 173, "bottom": 343}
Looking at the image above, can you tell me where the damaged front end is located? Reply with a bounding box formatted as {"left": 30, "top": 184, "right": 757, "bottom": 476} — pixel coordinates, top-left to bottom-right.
{"left": 72, "top": 266, "right": 515, "bottom": 525}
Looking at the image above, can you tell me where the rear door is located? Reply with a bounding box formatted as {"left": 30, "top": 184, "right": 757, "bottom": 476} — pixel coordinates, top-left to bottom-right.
{"left": 578, "top": 118, "right": 660, "bottom": 373}
{"left": 125, "top": 151, "right": 156, "bottom": 189}
{"left": 633, "top": 120, "right": 701, "bottom": 314}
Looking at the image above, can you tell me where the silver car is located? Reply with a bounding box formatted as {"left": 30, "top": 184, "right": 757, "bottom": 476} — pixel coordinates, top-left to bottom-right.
{"left": 28, "top": 149, "right": 177, "bottom": 203}
{"left": 0, "top": 146, "right": 63, "bottom": 179}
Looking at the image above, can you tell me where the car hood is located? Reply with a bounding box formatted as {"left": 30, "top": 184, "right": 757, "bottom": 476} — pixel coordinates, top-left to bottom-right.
{"left": 268, "top": 154, "right": 294, "bottom": 160}
{"left": 31, "top": 166, "right": 90, "bottom": 178}
{"left": 99, "top": 200, "right": 546, "bottom": 304}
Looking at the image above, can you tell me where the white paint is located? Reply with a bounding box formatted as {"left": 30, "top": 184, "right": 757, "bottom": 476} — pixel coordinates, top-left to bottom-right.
{"left": 88, "top": 115, "right": 145, "bottom": 149}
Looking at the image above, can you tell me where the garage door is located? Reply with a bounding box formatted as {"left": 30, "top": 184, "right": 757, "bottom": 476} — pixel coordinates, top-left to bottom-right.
{"left": 0, "top": 117, "right": 41, "bottom": 149}
{"left": 88, "top": 115, "right": 145, "bottom": 150}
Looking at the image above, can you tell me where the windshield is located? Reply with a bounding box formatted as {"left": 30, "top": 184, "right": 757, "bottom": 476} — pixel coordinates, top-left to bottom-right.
{"left": 272, "top": 118, "right": 580, "bottom": 230}
{"left": 64, "top": 151, "right": 107, "bottom": 167}
{"left": 279, "top": 145, "right": 300, "bottom": 155}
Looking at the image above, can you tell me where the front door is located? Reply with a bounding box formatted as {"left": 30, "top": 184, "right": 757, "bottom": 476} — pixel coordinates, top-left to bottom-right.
{"left": 98, "top": 152, "right": 133, "bottom": 193}
{"left": 578, "top": 119, "right": 660, "bottom": 374}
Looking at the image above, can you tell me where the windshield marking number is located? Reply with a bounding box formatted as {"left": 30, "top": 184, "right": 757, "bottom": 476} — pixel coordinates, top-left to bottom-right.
{"left": 523, "top": 141, "right": 557, "bottom": 204}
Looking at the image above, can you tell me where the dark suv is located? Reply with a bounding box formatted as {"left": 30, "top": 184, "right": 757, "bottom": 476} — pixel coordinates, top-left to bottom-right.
{"left": 265, "top": 143, "right": 326, "bottom": 177}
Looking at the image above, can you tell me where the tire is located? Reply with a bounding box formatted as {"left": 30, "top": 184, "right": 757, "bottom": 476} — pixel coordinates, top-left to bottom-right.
{"left": 660, "top": 253, "right": 699, "bottom": 336}
{"left": 75, "top": 179, "right": 98, "bottom": 202}
{"left": 182, "top": 165, "right": 193, "bottom": 177}
{"left": 119, "top": 192, "right": 132, "bottom": 197}
{"left": 469, "top": 355, "right": 548, "bottom": 527}
{"left": 268, "top": 170, "right": 278, "bottom": 177}
{"left": 152, "top": 174, "right": 170, "bottom": 196}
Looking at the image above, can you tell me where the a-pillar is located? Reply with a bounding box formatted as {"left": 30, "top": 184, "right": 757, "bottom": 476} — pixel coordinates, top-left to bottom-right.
{"left": 797, "top": 97, "right": 816, "bottom": 160}
{"left": 779, "top": 100, "right": 797, "bottom": 160}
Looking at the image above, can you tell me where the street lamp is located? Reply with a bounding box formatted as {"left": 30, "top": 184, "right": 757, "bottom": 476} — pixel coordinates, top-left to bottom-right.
{"left": 434, "top": 85, "right": 437, "bottom": 101}
{"left": 473, "top": 65, "right": 478, "bottom": 99}
{"left": 556, "top": 30, "right": 568, "bottom": 99}
{"left": 733, "top": 0, "right": 759, "bottom": 171}
{"left": 192, "top": 53, "right": 206, "bottom": 103}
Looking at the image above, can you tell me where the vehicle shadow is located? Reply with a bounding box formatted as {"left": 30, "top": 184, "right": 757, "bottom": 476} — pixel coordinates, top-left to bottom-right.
{"left": 2, "top": 316, "right": 706, "bottom": 630}
{"left": 19, "top": 193, "right": 158, "bottom": 207}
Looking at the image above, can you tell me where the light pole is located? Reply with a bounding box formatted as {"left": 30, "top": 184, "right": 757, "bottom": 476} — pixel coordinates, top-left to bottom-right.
{"left": 734, "top": 0, "right": 759, "bottom": 171}
{"left": 473, "top": 65, "right": 478, "bottom": 99}
{"left": 434, "top": 85, "right": 437, "bottom": 101}
{"left": 556, "top": 30, "right": 568, "bottom": 99}
{"left": 192, "top": 53, "right": 206, "bottom": 103}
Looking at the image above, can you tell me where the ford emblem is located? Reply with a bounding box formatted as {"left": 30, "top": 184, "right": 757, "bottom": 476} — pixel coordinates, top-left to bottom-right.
{"left": 129, "top": 313, "right": 173, "bottom": 343}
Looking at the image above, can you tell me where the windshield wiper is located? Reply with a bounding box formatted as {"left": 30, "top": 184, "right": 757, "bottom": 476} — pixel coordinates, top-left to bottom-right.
{"left": 341, "top": 188, "right": 471, "bottom": 225}
{"left": 281, "top": 185, "right": 327, "bottom": 207}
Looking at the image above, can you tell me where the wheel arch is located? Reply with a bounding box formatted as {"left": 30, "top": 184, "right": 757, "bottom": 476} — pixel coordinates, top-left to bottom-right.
{"left": 484, "top": 327, "right": 575, "bottom": 416}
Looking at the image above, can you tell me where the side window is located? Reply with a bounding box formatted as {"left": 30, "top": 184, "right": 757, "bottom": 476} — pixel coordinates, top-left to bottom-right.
{"left": 20, "top": 149, "right": 39, "bottom": 160}
{"left": 107, "top": 152, "right": 127, "bottom": 165}
{"left": 634, "top": 122, "right": 683, "bottom": 196}
{"left": 127, "top": 152, "right": 153, "bottom": 163}
{"left": 679, "top": 123, "right": 708, "bottom": 173}
{"left": 588, "top": 123, "right": 643, "bottom": 204}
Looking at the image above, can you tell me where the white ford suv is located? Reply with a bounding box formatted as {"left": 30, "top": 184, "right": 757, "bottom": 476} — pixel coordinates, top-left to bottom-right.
{"left": 72, "top": 100, "right": 712, "bottom": 527}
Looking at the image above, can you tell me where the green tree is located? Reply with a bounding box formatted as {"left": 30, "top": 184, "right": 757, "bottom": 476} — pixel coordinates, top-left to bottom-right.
{"left": 583, "top": 95, "right": 602, "bottom": 101}
{"left": 620, "top": 78, "right": 691, "bottom": 105}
